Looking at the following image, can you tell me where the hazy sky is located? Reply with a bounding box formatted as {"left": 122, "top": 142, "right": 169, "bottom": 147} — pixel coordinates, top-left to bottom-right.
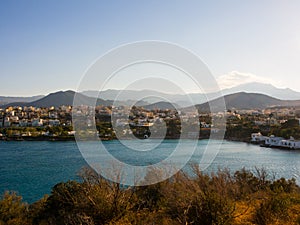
{"left": 1, "top": 0, "right": 300, "bottom": 96}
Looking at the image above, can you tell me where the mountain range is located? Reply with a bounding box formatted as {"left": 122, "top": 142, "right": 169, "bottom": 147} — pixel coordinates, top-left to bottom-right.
{"left": 81, "top": 82, "right": 300, "bottom": 107}
{"left": 2, "top": 82, "right": 300, "bottom": 110}
{"left": 221, "top": 82, "right": 300, "bottom": 100}
{"left": 196, "top": 92, "right": 300, "bottom": 112}
{"left": 2, "top": 82, "right": 300, "bottom": 107}
{"left": 2, "top": 90, "right": 300, "bottom": 112}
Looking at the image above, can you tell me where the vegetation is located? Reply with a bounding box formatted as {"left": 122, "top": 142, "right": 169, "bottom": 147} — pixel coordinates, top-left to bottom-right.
{"left": 0, "top": 126, "right": 74, "bottom": 139}
{"left": 1, "top": 166, "right": 300, "bottom": 225}
{"left": 270, "top": 119, "right": 300, "bottom": 139}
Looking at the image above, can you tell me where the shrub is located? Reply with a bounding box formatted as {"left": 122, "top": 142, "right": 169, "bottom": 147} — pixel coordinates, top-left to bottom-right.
{"left": 163, "top": 168, "right": 236, "bottom": 225}
{"left": 0, "top": 191, "right": 29, "bottom": 225}
{"left": 1, "top": 167, "right": 300, "bottom": 225}
{"left": 270, "top": 177, "right": 298, "bottom": 193}
{"left": 253, "top": 194, "right": 291, "bottom": 225}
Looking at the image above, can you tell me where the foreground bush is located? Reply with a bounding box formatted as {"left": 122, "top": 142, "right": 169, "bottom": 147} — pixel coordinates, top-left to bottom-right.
{"left": 1, "top": 166, "right": 300, "bottom": 225}
{"left": 0, "top": 191, "right": 30, "bottom": 225}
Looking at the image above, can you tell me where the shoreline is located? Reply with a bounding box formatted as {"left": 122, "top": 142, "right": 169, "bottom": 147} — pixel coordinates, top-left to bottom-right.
{"left": 0, "top": 135, "right": 250, "bottom": 143}
{"left": 2, "top": 136, "right": 299, "bottom": 151}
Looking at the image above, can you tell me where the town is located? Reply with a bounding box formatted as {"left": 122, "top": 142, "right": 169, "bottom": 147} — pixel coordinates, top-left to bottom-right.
{"left": 1, "top": 104, "right": 300, "bottom": 144}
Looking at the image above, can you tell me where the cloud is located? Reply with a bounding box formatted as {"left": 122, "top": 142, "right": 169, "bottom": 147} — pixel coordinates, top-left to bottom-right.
{"left": 217, "top": 71, "right": 278, "bottom": 89}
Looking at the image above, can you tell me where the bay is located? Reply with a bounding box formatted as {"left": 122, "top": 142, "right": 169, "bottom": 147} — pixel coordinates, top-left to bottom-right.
{"left": 0, "top": 140, "right": 300, "bottom": 203}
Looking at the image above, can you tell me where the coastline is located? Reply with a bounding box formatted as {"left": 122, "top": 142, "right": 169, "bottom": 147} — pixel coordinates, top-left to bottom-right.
{"left": 0, "top": 136, "right": 76, "bottom": 142}
{"left": 2, "top": 135, "right": 299, "bottom": 151}
{"left": 0, "top": 135, "right": 250, "bottom": 142}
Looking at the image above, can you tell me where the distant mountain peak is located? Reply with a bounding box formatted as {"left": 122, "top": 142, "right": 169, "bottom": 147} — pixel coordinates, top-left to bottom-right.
{"left": 222, "top": 82, "right": 300, "bottom": 100}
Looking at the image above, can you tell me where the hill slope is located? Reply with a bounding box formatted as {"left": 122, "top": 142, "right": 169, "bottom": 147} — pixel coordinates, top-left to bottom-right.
{"left": 141, "top": 101, "right": 179, "bottom": 110}
{"left": 222, "top": 82, "right": 300, "bottom": 100}
{"left": 196, "top": 92, "right": 300, "bottom": 112}
{"left": 2, "top": 91, "right": 111, "bottom": 108}
{"left": 0, "top": 95, "right": 44, "bottom": 106}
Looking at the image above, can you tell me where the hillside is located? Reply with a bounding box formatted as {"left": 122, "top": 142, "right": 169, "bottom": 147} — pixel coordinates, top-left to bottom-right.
{"left": 222, "top": 82, "right": 300, "bottom": 100}
{"left": 196, "top": 92, "right": 300, "bottom": 112}
{"left": 2, "top": 91, "right": 111, "bottom": 108}
{"left": 32, "top": 91, "right": 85, "bottom": 107}
{"left": 82, "top": 89, "right": 171, "bottom": 102}
{"left": 140, "top": 101, "right": 178, "bottom": 110}
{"left": 0, "top": 95, "right": 44, "bottom": 106}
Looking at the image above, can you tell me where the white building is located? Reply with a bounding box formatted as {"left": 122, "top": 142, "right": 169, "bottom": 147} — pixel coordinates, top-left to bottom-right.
{"left": 279, "top": 137, "right": 300, "bottom": 150}
{"left": 32, "top": 119, "right": 43, "bottom": 127}
{"left": 251, "top": 132, "right": 267, "bottom": 143}
{"left": 4, "top": 117, "right": 10, "bottom": 127}
{"left": 265, "top": 135, "right": 284, "bottom": 147}
{"left": 68, "top": 131, "right": 76, "bottom": 136}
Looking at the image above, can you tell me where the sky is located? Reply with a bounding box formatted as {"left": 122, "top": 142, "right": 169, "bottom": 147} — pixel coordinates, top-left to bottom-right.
{"left": 1, "top": 0, "right": 300, "bottom": 96}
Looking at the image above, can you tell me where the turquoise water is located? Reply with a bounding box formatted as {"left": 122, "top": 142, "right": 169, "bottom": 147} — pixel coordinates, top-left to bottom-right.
{"left": 0, "top": 140, "right": 300, "bottom": 203}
